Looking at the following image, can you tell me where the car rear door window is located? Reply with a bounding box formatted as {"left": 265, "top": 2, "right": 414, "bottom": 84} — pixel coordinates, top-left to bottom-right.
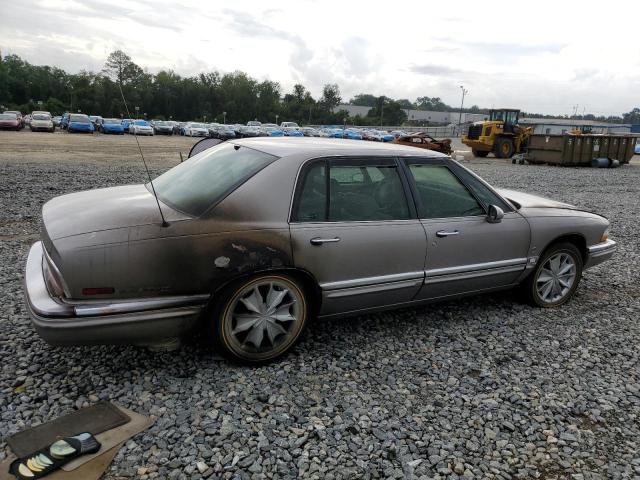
{"left": 294, "top": 159, "right": 410, "bottom": 222}
{"left": 408, "top": 164, "right": 485, "bottom": 219}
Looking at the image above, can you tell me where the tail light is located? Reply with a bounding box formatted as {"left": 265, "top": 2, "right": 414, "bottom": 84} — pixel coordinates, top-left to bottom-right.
{"left": 42, "top": 248, "right": 69, "bottom": 298}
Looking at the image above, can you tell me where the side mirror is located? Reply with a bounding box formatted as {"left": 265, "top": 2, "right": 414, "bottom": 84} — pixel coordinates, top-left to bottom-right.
{"left": 486, "top": 205, "right": 504, "bottom": 224}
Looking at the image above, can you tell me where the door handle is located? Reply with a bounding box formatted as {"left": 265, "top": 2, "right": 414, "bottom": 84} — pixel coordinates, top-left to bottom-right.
{"left": 310, "top": 237, "right": 341, "bottom": 245}
{"left": 436, "top": 230, "right": 459, "bottom": 238}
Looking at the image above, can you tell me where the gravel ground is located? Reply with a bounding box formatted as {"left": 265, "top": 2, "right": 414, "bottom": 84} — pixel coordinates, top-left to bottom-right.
{"left": 1, "top": 132, "right": 639, "bottom": 479}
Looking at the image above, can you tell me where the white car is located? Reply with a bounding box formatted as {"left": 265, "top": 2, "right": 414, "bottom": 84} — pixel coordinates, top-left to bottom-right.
{"left": 280, "top": 121, "right": 300, "bottom": 128}
{"left": 183, "top": 122, "right": 209, "bottom": 137}
{"left": 129, "top": 120, "right": 154, "bottom": 136}
{"left": 30, "top": 112, "right": 55, "bottom": 132}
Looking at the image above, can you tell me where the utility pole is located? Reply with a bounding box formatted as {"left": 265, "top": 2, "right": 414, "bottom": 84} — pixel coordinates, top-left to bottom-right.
{"left": 457, "top": 85, "right": 468, "bottom": 136}
{"left": 223, "top": 111, "right": 227, "bottom": 124}
{"left": 380, "top": 96, "right": 385, "bottom": 127}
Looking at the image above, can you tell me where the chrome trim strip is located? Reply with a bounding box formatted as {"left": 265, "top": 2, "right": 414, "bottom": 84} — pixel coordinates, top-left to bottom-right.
{"left": 424, "top": 264, "right": 526, "bottom": 284}
{"left": 74, "top": 294, "right": 210, "bottom": 317}
{"left": 587, "top": 239, "right": 617, "bottom": 256}
{"left": 425, "top": 258, "right": 528, "bottom": 277}
{"left": 320, "top": 271, "right": 425, "bottom": 291}
{"left": 325, "top": 279, "right": 423, "bottom": 298}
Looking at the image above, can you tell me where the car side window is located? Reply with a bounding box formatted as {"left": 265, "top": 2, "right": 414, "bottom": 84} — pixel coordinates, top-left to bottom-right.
{"left": 293, "top": 160, "right": 410, "bottom": 222}
{"left": 408, "top": 164, "right": 485, "bottom": 219}
{"left": 451, "top": 165, "right": 512, "bottom": 212}
{"left": 295, "top": 162, "right": 327, "bottom": 222}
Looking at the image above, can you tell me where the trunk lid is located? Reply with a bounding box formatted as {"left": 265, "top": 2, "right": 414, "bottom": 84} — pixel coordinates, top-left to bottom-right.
{"left": 42, "top": 184, "right": 188, "bottom": 240}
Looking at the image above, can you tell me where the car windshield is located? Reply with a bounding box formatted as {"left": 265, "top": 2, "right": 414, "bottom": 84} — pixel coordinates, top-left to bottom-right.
{"left": 0, "top": 113, "right": 17, "bottom": 120}
{"left": 191, "top": 123, "right": 206, "bottom": 128}
{"left": 155, "top": 121, "right": 168, "bottom": 126}
{"left": 133, "top": 120, "right": 149, "bottom": 126}
{"left": 152, "top": 142, "right": 277, "bottom": 216}
{"left": 32, "top": 114, "right": 51, "bottom": 120}
{"left": 70, "top": 115, "right": 90, "bottom": 123}
{"left": 103, "top": 118, "right": 120, "bottom": 124}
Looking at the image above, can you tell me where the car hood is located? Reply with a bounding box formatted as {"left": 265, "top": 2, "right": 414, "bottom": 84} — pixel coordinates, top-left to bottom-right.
{"left": 42, "top": 184, "right": 188, "bottom": 240}
{"left": 496, "top": 188, "right": 578, "bottom": 210}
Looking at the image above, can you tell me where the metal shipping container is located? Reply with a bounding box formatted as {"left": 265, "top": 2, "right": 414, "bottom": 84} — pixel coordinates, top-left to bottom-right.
{"left": 526, "top": 134, "right": 638, "bottom": 166}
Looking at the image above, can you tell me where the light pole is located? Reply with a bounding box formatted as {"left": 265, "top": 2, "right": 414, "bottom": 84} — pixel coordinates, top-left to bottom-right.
{"left": 275, "top": 114, "right": 279, "bottom": 125}
{"left": 379, "top": 96, "right": 385, "bottom": 127}
{"left": 135, "top": 106, "right": 140, "bottom": 119}
{"left": 343, "top": 117, "right": 347, "bottom": 134}
{"left": 255, "top": 91, "right": 260, "bottom": 121}
{"left": 308, "top": 104, "right": 312, "bottom": 125}
{"left": 457, "top": 85, "right": 468, "bottom": 135}
{"left": 223, "top": 111, "right": 227, "bottom": 124}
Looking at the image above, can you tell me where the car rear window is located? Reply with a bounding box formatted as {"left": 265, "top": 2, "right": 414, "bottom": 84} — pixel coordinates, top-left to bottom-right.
{"left": 70, "top": 114, "right": 90, "bottom": 122}
{"left": 152, "top": 142, "right": 277, "bottom": 216}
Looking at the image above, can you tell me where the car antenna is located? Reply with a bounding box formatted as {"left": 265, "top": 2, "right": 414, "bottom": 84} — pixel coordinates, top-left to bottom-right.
{"left": 117, "top": 83, "right": 169, "bottom": 227}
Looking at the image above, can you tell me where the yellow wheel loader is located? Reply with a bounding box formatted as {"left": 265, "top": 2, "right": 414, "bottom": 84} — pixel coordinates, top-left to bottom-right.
{"left": 462, "top": 109, "right": 533, "bottom": 158}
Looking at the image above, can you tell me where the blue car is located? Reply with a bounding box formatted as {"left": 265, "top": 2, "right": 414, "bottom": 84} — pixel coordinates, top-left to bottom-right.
{"left": 100, "top": 118, "right": 125, "bottom": 134}
{"left": 60, "top": 112, "right": 70, "bottom": 129}
{"left": 283, "top": 127, "right": 304, "bottom": 137}
{"left": 121, "top": 119, "right": 133, "bottom": 132}
{"left": 263, "top": 126, "right": 284, "bottom": 137}
{"left": 343, "top": 129, "right": 363, "bottom": 140}
{"left": 67, "top": 114, "right": 94, "bottom": 133}
{"left": 635, "top": 140, "right": 640, "bottom": 155}
{"left": 379, "top": 131, "right": 395, "bottom": 142}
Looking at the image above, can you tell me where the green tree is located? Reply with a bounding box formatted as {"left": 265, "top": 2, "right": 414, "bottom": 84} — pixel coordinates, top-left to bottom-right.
{"left": 623, "top": 108, "right": 640, "bottom": 124}
{"left": 350, "top": 93, "right": 378, "bottom": 107}
{"left": 103, "top": 50, "right": 143, "bottom": 85}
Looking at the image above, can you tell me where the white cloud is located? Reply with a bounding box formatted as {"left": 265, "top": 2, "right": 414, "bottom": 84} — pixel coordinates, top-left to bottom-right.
{"left": 1, "top": 0, "right": 639, "bottom": 115}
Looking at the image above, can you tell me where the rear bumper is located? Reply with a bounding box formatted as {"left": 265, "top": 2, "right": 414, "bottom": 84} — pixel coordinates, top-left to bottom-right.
{"left": 584, "top": 239, "right": 617, "bottom": 270}
{"left": 24, "top": 242, "right": 208, "bottom": 346}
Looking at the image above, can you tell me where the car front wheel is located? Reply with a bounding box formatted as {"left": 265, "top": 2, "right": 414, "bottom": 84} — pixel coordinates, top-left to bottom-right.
{"left": 520, "top": 242, "right": 583, "bottom": 307}
{"left": 209, "top": 274, "right": 309, "bottom": 363}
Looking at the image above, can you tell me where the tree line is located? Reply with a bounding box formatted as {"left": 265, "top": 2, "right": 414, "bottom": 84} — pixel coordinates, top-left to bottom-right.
{"left": 0, "top": 50, "right": 637, "bottom": 126}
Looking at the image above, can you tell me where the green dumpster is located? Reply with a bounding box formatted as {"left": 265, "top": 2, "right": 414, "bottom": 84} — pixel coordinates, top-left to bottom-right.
{"left": 527, "top": 134, "right": 638, "bottom": 166}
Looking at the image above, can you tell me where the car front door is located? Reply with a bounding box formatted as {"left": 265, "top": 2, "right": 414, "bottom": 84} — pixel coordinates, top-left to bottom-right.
{"left": 289, "top": 157, "right": 427, "bottom": 316}
{"left": 403, "top": 158, "right": 531, "bottom": 300}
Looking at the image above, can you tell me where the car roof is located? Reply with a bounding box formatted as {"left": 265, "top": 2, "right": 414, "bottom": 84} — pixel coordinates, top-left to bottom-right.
{"left": 230, "top": 137, "right": 449, "bottom": 158}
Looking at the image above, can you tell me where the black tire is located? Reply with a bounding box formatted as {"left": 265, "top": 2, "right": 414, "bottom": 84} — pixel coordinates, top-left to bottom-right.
{"left": 519, "top": 242, "right": 583, "bottom": 308}
{"left": 472, "top": 149, "right": 489, "bottom": 157}
{"left": 495, "top": 137, "right": 515, "bottom": 158}
{"left": 207, "top": 273, "right": 309, "bottom": 364}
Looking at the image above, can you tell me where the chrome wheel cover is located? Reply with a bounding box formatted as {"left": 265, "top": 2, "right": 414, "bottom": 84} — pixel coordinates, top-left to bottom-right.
{"left": 224, "top": 278, "right": 303, "bottom": 357}
{"left": 535, "top": 252, "right": 577, "bottom": 304}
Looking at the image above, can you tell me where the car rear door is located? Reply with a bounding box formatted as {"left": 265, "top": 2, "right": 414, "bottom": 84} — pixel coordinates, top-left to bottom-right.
{"left": 289, "top": 157, "right": 427, "bottom": 316}
{"left": 402, "top": 157, "right": 531, "bottom": 300}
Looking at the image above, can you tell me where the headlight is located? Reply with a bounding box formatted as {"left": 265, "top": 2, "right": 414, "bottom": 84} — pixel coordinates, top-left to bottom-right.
{"left": 601, "top": 227, "right": 610, "bottom": 242}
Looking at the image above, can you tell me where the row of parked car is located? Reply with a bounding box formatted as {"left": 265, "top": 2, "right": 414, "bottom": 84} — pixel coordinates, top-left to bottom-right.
{"left": 0, "top": 110, "right": 454, "bottom": 153}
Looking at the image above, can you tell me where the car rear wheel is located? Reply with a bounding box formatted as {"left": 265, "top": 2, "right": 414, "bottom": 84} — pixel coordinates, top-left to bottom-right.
{"left": 520, "top": 242, "right": 583, "bottom": 307}
{"left": 209, "top": 274, "right": 309, "bottom": 363}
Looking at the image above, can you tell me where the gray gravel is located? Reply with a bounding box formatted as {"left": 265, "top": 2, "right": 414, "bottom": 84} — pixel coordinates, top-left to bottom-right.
{"left": 1, "top": 158, "right": 639, "bottom": 479}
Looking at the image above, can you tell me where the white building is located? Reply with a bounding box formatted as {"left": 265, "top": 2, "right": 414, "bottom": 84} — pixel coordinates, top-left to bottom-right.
{"left": 519, "top": 118, "right": 631, "bottom": 135}
{"left": 334, "top": 104, "right": 487, "bottom": 125}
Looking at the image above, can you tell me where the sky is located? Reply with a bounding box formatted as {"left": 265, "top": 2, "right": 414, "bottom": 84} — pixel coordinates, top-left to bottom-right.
{"left": 1, "top": 0, "right": 639, "bottom": 116}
